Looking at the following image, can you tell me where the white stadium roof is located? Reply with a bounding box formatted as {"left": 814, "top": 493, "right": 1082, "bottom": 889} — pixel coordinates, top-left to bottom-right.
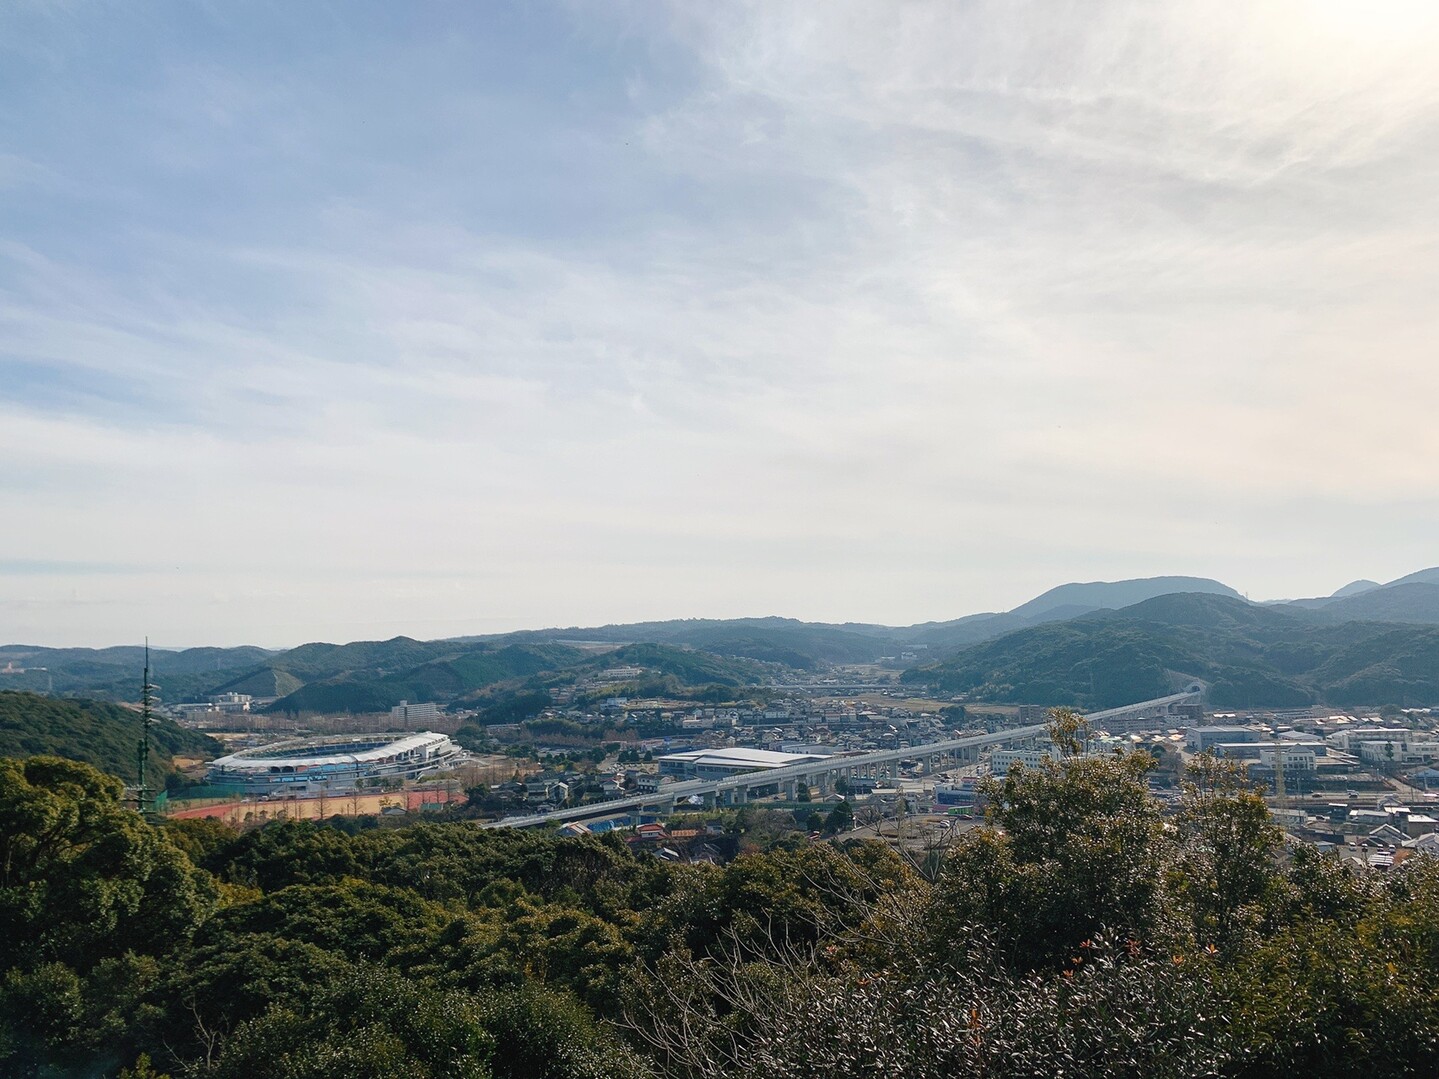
{"left": 210, "top": 731, "right": 456, "bottom": 772}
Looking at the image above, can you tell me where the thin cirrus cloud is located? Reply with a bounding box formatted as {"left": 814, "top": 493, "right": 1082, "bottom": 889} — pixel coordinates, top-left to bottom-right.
{"left": 1, "top": 0, "right": 1437, "bottom": 646}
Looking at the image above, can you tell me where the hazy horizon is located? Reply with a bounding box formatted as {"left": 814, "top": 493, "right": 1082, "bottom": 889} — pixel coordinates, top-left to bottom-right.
{"left": 5, "top": 2, "right": 1439, "bottom": 647}
{"left": 5, "top": 566, "right": 1430, "bottom": 652}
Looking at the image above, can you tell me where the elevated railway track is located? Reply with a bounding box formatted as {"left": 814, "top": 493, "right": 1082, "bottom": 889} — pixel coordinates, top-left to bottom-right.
{"left": 482, "top": 690, "right": 1201, "bottom": 829}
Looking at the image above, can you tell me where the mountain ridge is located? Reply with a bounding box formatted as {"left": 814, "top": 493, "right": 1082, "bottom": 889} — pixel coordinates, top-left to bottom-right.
{"left": 903, "top": 591, "right": 1439, "bottom": 710}
{"left": 7, "top": 568, "right": 1438, "bottom": 710}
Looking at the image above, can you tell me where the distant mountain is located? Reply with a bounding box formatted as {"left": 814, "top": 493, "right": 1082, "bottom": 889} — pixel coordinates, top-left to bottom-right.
{"left": 1386, "top": 567, "right": 1439, "bottom": 588}
{"left": 888, "top": 613, "right": 1026, "bottom": 651}
{"left": 0, "top": 630, "right": 805, "bottom": 715}
{"left": 0, "top": 643, "right": 279, "bottom": 704}
{"left": 455, "top": 642, "right": 784, "bottom": 724}
{"left": 0, "top": 690, "right": 220, "bottom": 787}
{"left": 902, "top": 592, "right": 1439, "bottom": 710}
{"left": 1008, "top": 577, "right": 1243, "bottom": 620}
{"left": 876, "top": 577, "right": 1241, "bottom": 655}
{"left": 479, "top": 617, "right": 896, "bottom": 667}
{"left": 1282, "top": 578, "right": 1381, "bottom": 609}
{"left": 1100, "top": 591, "right": 1303, "bottom": 634}
{"left": 559, "top": 642, "right": 779, "bottom": 695}
{"left": 11, "top": 568, "right": 1436, "bottom": 714}
{"left": 1332, "top": 579, "right": 1381, "bottom": 598}
{"left": 470, "top": 577, "right": 1251, "bottom": 663}
{"left": 0, "top": 643, "right": 274, "bottom": 677}
{"left": 210, "top": 666, "right": 306, "bottom": 699}
{"left": 1303, "top": 582, "right": 1439, "bottom": 626}
{"left": 271, "top": 636, "right": 457, "bottom": 681}
{"left": 1275, "top": 568, "right": 1439, "bottom": 624}
{"left": 267, "top": 641, "right": 588, "bottom": 715}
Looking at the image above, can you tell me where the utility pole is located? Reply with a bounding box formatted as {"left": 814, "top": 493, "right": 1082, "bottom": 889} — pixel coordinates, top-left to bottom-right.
{"left": 135, "top": 640, "right": 154, "bottom": 815}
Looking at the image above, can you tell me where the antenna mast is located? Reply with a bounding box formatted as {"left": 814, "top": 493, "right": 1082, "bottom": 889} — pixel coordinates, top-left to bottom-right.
{"left": 136, "top": 639, "right": 154, "bottom": 814}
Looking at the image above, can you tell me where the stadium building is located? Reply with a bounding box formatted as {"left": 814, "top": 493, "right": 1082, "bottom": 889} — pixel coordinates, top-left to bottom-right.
{"left": 206, "top": 731, "right": 464, "bottom": 795}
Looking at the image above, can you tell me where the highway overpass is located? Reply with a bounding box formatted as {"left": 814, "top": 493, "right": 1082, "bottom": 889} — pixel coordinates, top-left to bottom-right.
{"left": 481, "top": 690, "right": 1201, "bottom": 829}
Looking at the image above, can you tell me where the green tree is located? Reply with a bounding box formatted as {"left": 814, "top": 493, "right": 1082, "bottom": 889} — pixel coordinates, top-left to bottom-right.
{"left": 933, "top": 749, "right": 1166, "bottom": 970}
{"left": 0, "top": 756, "right": 216, "bottom": 973}
{"left": 1174, "top": 752, "right": 1283, "bottom": 950}
{"left": 428, "top": 894, "right": 635, "bottom": 1012}
{"left": 198, "top": 880, "right": 450, "bottom": 966}
{"left": 145, "top": 935, "right": 355, "bottom": 1059}
{"left": 202, "top": 818, "right": 361, "bottom": 891}
{"left": 481, "top": 981, "right": 647, "bottom": 1079}
{"left": 205, "top": 967, "right": 494, "bottom": 1079}
{"left": 207, "top": 967, "right": 645, "bottom": 1079}
{"left": 824, "top": 800, "right": 854, "bottom": 835}
{"left": 1045, "top": 705, "right": 1091, "bottom": 757}
{"left": 0, "top": 962, "right": 85, "bottom": 1076}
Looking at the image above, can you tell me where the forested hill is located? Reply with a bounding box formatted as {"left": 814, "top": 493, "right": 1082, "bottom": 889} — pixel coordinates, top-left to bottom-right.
{"left": 482, "top": 616, "right": 900, "bottom": 667}
{"left": 0, "top": 634, "right": 790, "bottom": 716}
{"left": 0, "top": 643, "right": 276, "bottom": 704}
{"left": 0, "top": 690, "right": 221, "bottom": 788}
{"left": 8, "top": 568, "right": 1439, "bottom": 713}
{"left": 265, "top": 640, "right": 591, "bottom": 715}
{"left": 902, "top": 592, "right": 1439, "bottom": 709}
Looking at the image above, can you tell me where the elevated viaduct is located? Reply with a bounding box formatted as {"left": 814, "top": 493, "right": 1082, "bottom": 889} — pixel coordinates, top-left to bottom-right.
{"left": 481, "top": 690, "right": 1201, "bottom": 829}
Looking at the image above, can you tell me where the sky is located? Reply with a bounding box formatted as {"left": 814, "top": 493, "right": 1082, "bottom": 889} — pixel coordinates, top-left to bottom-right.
{"left": 3, "top": 0, "right": 1439, "bottom": 648}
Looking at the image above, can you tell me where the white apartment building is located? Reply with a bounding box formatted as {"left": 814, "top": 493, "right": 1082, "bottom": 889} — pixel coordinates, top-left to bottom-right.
{"left": 1358, "top": 740, "right": 1439, "bottom": 766}
{"left": 390, "top": 700, "right": 441, "bottom": 725}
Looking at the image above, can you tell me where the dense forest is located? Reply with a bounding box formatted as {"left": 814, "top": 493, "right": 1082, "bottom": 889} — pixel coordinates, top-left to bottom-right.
{"left": 3, "top": 723, "right": 1438, "bottom": 1078}
{"left": 0, "top": 692, "right": 219, "bottom": 790}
